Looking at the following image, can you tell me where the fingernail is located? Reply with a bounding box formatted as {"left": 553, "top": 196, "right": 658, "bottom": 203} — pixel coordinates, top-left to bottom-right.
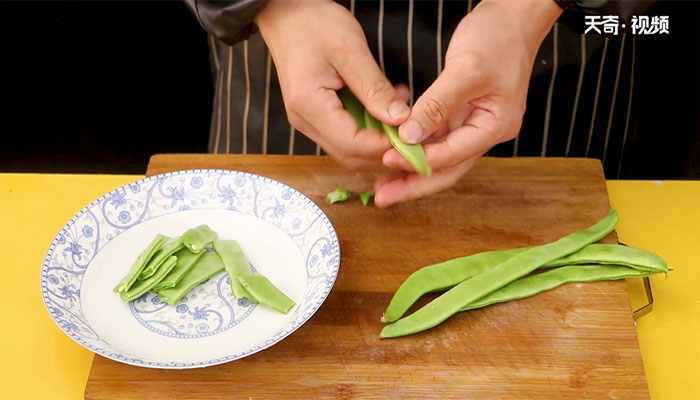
{"left": 388, "top": 100, "right": 410, "bottom": 121}
{"left": 400, "top": 120, "right": 423, "bottom": 144}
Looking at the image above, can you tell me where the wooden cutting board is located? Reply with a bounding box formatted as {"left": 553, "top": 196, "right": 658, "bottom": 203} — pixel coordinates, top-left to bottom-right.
{"left": 84, "top": 155, "right": 648, "bottom": 399}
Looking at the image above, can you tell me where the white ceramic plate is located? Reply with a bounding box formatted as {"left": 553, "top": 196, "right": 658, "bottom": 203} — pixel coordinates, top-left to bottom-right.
{"left": 40, "top": 169, "right": 340, "bottom": 369}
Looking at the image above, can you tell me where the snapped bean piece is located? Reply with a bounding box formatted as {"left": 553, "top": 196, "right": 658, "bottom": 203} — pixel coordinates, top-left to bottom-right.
{"left": 121, "top": 255, "right": 178, "bottom": 302}
{"left": 380, "top": 208, "right": 619, "bottom": 338}
{"left": 326, "top": 187, "right": 351, "bottom": 204}
{"left": 213, "top": 240, "right": 256, "bottom": 301}
{"left": 360, "top": 190, "right": 375, "bottom": 207}
{"left": 381, "top": 122, "right": 432, "bottom": 177}
{"left": 157, "top": 251, "right": 225, "bottom": 305}
{"left": 459, "top": 264, "right": 656, "bottom": 312}
{"left": 238, "top": 273, "right": 295, "bottom": 314}
{"left": 153, "top": 247, "right": 205, "bottom": 291}
{"left": 113, "top": 234, "right": 167, "bottom": 293}
{"left": 137, "top": 237, "right": 184, "bottom": 280}
{"left": 181, "top": 224, "right": 218, "bottom": 253}
{"left": 338, "top": 87, "right": 366, "bottom": 130}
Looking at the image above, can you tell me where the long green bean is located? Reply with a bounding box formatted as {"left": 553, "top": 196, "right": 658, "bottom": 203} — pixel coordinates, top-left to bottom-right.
{"left": 545, "top": 243, "right": 667, "bottom": 272}
{"left": 363, "top": 108, "right": 384, "bottom": 131}
{"left": 382, "top": 247, "right": 525, "bottom": 322}
{"left": 338, "top": 87, "right": 431, "bottom": 177}
{"left": 380, "top": 208, "right": 619, "bottom": 338}
{"left": 338, "top": 87, "right": 365, "bottom": 130}
{"left": 382, "top": 242, "right": 667, "bottom": 322}
{"left": 459, "top": 264, "right": 653, "bottom": 312}
{"left": 381, "top": 122, "right": 432, "bottom": 177}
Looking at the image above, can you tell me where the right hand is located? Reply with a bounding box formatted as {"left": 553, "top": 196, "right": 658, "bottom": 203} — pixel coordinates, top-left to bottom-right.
{"left": 255, "top": 0, "right": 410, "bottom": 168}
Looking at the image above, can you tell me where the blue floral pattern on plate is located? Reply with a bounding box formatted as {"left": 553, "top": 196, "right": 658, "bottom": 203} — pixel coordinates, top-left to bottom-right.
{"left": 128, "top": 264, "right": 258, "bottom": 338}
{"left": 40, "top": 169, "right": 340, "bottom": 369}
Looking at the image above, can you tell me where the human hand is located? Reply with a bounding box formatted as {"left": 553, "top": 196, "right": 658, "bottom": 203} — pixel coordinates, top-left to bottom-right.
{"left": 375, "top": 0, "right": 562, "bottom": 207}
{"left": 255, "top": 0, "right": 410, "bottom": 169}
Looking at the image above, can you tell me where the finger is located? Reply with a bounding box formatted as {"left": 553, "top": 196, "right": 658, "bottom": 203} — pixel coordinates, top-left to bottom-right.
{"left": 395, "top": 83, "right": 410, "bottom": 104}
{"left": 399, "top": 66, "right": 487, "bottom": 144}
{"left": 292, "top": 88, "right": 392, "bottom": 161}
{"left": 374, "top": 156, "right": 480, "bottom": 208}
{"left": 374, "top": 169, "right": 409, "bottom": 193}
{"left": 333, "top": 44, "right": 411, "bottom": 125}
{"left": 287, "top": 109, "right": 378, "bottom": 169}
{"left": 362, "top": 83, "right": 410, "bottom": 133}
{"left": 447, "top": 103, "right": 475, "bottom": 132}
{"left": 385, "top": 107, "right": 498, "bottom": 171}
{"left": 423, "top": 124, "right": 450, "bottom": 144}
{"left": 381, "top": 122, "right": 449, "bottom": 170}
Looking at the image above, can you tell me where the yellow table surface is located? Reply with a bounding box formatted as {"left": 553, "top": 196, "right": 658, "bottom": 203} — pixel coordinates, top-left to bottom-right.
{"left": 1, "top": 173, "right": 698, "bottom": 399}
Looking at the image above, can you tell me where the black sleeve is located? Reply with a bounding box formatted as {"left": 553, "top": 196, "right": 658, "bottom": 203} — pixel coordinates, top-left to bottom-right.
{"left": 183, "top": 0, "right": 269, "bottom": 45}
{"left": 553, "top": 0, "right": 658, "bottom": 33}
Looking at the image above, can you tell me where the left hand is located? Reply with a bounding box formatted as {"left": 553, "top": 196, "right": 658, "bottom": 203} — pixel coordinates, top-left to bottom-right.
{"left": 374, "top": 0, "right": 562, "bottom": 207}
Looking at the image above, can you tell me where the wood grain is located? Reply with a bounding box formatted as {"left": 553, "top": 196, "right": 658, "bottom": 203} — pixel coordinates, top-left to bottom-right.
{"left": 85, "top": 155, "right": 648, "bottom": 399}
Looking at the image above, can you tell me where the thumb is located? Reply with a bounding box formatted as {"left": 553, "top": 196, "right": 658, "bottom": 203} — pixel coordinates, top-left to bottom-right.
{"left": 399, "top": 67, "right": 484, "bottom": 144}
{"left": 333, "top": 44, "right": 410, "bottom": 125}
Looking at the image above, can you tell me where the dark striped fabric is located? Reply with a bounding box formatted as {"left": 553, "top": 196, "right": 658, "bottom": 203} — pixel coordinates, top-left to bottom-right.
{"left": 205, "top": 0, "right": 638, "bottom": 178}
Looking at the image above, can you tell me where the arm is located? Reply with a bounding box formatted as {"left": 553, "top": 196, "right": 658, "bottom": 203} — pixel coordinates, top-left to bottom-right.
{"left": 185, "top": 0, "right": 409, "bottom": 169}
{"left": 183, "top": 0, "right": 269, "bottom": 45}
{"left": 375, "top": 0, "right": 562, "bottom": 207}
{"left": 554, "top": 0, "right": 656, "bottom": 20}
{"left": 253, "top": 0, "right": 410, "bottom": 169}
{"left": 554, "top": 0, "right": 658, "bottom": 32}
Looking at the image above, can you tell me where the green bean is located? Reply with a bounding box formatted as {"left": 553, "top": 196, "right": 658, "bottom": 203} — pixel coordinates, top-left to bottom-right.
{"left": 363, "top": 108, "right": 384, "bottom": 131}
{"left": 326, "top": 186, "right": 351, "bottom": 204}
{"left": 338, "top": 87, "right": 431, "bottom": 177}
{"left": 152, "top": 247, "right": 205, "bottom": 291}
{"left": 137, "top": 237, "right": 184, "bottom": 280}
{"left": 360, "top": 190, "right": 375, "bottom": 206}
{"left": 113, "top": 234, "right": 166, "bottom": 293}
{"left": 121, "top": 255, "right": 178, "bottom": 302}
{"left": 544, "top": 243, "right": 668, "bottom": 273}
{"left": 238, "top": 273, "right": 296, "bottom": 314}
{"left": 382, "top": 242, "right": 668, "bottom": 322}
{"left": 460, "top": 264, "right": 654, "bottom": 312}
{"left": 156, "top": 251, "right": 225, "bottom": 305}
{"left": 381, "top": 247, "right": 525, "bottom": 322}
{"left": 213, "top": 240, "right": 256, "bottom": 301}
{"left": 381, "top": 122, "right": 432, "bottom": 177}
{"left": 380, "top": 208, "right": 619, "bottom": 338}
{"left": 181, "top": 224, "right": 217, "bottom": 253}
{"left": 338, "top": 87, "right": 366, "bottom": 130}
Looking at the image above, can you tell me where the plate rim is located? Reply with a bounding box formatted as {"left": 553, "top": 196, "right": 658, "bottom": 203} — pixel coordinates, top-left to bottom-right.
{"left": 40, "top": 168, "right": 341, "bottom": 369}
